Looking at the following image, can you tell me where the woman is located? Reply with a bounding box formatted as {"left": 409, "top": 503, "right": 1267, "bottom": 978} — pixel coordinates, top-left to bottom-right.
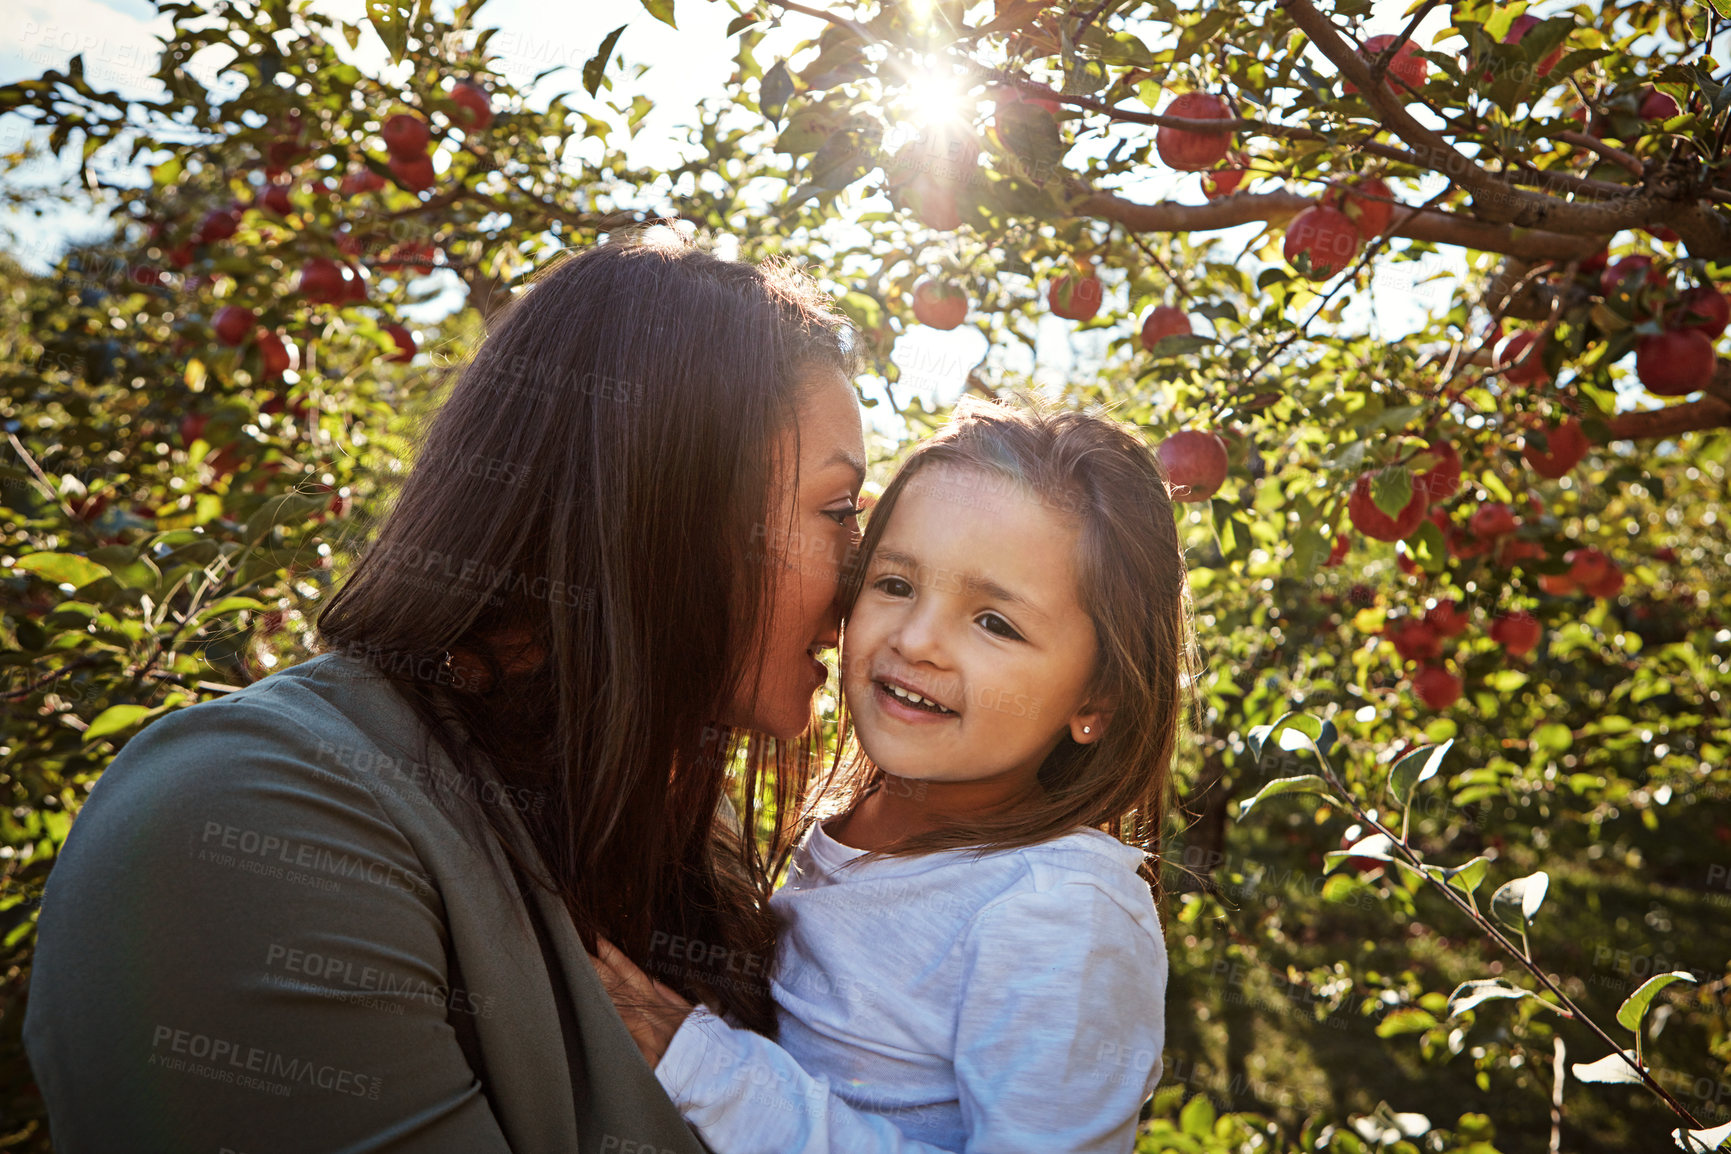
{"left": 22, "top": 227, "right": 868, "bottom": 1152}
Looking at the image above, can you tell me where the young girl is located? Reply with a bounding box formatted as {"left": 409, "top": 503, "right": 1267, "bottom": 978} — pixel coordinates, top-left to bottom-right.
{"left": 596, "top": 396, "right": 1200, "bottom": 1153}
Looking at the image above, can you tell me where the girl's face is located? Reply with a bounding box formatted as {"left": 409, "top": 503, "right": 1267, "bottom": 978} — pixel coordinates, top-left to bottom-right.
{"left": 720, "top": 367, "right": 866, "bottom": 740}
{"left": 841, "top": 464, "right": 1107, "bottom": 788}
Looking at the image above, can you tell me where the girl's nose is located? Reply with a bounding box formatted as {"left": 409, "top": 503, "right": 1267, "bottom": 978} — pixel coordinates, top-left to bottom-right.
{"left": 889, "top": 603, "right": 948, "bottom": 667}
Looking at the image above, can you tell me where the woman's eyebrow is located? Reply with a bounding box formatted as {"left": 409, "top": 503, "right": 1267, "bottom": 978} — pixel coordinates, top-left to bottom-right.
{"left": 823, "top": 449, "right": 866, "bottom": 487}
{"left": 872, "top": 548, "right": 1044, "bottom": 619}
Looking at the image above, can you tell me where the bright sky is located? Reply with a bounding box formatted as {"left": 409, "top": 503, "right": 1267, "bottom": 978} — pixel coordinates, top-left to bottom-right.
{"left": 8, "top": 0, "right": 1642, "bottom": 435}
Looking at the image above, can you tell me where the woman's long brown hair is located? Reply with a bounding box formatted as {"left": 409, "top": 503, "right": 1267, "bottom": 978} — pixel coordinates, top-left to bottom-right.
{"left": 797, "top": 396, "right": 1203, "bottom": 900}
{"left": 318, "top": 227, "right": 858, "bottom": 1032}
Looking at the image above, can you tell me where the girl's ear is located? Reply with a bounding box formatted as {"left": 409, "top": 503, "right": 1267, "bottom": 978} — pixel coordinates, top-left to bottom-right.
{"left": 1070, "top": 703, "right": 1113, "bottom": 745}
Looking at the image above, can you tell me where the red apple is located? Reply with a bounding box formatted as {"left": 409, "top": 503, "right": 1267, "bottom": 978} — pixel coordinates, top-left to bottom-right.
{"left": 179, "top": 412, "right": 208, "bottom": 446}
{"left": 257, "top": 332, "right": 295, "bottom": 378}
{"left": 1284, "top": 205, "right": 1361, "bottom": 281}
{"left": 1637, "top": 329, "right": 1717, "bottom": 397}
{"left": 1140, "top": 305, "right": 1193, "bottom": 350}
{"left": 904, "top": 174, "right": 961, "bottom": 231}
{"left": 1048, "top": 269, "right": 1104, "bottom": 321}
{"left": 1335, "top": 177, "right": 1396, "bottom": 240}
{"left": 166, "top": 243, "right": 196, "bottom": 269}
{"left": 1538, "top": 572, "right": 1579, "bottom": 596}
{"left": 1202, "top": 167, "right": 1246, "bottom": 199}
{"left": 1386, "top": 618, "right": 1442, "bottom": 662}
{"left": 1523, "top": 419, "right": 1588, "bottom": 479}
{"left": 196, "top": 207, "right": 240, "bottom": 244}
{"left": 1412, "top": 665, "right": 1462, "bottom": 710}
{"left": 1640, "top": 90, "right": 1681, "bottom": 121}
{"left": 1583, "top": 565, "right": 1625, "bottom": 598}
{"left": 340, "top": 168, "right": 389, "bottom": 196}
{"left": 911, "top": 280, "right": 969, "bottom": 330}
{"left": 993, "top": 85, "right": 1062, "bottom": 119}
{"left": 382, "top": 113, "right": 432, "bottom": 159}
{"left": 258, "top": 184, "right": 293, "bottom": 216}
{"left": 1156, "top": 93, "right": 1232, "bottom": 171}
{"left": 1601, "top": 255, "right": 1653, "bottom": 297}
{"left": 1470, "top": 502, "right": 1519, "bottom": 538}
{"left": 450, "top": 81, "right": 494, "bottom": 132}
{"left": 388, "top": 239, "right": 439, "bottom": 270}
{"left": 383, "top": 323, "right": 416, "bottom": 363}
{"left": 297, "top": 258, "right": 345, "bottom": 304}
{"left": 1348, "top": 469, "right": 1428, "bottom": 541}
{"left": 1346, "top": 36, "right": 1428, "bottom": 95}
{"left": 1497, "top": 331, "right": 1552, "bottom": 385}
{"left": 389, "top": 153, "right": 437, "bottom": 192}
{"left": 1324, "top": 533, "right": 1350, "bottom": 567}
{"left": 1499, "top": 15, "right": 1565, "bottom": 78}
{"left": 1424, "top": 598, "right": 1469, "bottom": 638}
{"left": 212, "top": 305, "right": 255, "bottom": 346}
{"left": 1674, "top": 286, "right": 1730, "bottom": 338}
{"left": 1495, "top": 538, "right": 1545, "bottom": 567}
{"left": 1566, "top": 547, "right": 1611, "bottom": 588}
{"left": 1490, "top": 611, "right": 1542, "bottom": 656}
{"left": 1156, "top": 430, "right": 1230, "bottom": 502}
{"left": 339, "top": 262, "right": 369, "bottom": 304}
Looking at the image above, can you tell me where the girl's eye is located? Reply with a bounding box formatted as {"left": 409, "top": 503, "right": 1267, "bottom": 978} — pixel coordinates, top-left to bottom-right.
{"left": 875, "top": 575, "right": 912, "bottom": 598}
{"left": 978, "top": 613, "right": 1023, "bottom": 641}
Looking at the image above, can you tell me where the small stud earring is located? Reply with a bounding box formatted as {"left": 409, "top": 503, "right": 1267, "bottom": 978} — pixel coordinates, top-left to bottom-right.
{"left": 1082, "top": 725, "right": 1091, "bottom": 735}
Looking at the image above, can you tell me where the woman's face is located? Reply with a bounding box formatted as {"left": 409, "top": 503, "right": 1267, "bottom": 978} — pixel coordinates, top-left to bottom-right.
{"left": 720, "top": 367, "right": 866, "bottom": 739}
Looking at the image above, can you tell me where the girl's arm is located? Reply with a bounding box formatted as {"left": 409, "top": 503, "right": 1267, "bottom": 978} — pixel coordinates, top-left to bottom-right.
{"left": 596, "top": 879, "right": 1167, "bottom": 1154}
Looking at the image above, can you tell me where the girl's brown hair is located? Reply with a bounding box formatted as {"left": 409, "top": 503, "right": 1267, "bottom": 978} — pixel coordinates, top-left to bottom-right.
{"left": 802, "top": 395, "right": 1201, "bottom": 895}
{"left": 318, "top": 226, "right": 858, "bottom": 1032}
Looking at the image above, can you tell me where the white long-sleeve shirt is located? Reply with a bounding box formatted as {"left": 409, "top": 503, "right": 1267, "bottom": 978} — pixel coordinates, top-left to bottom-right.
{"left": 653, "top": 820, "right": 1169, "bottom": 1153}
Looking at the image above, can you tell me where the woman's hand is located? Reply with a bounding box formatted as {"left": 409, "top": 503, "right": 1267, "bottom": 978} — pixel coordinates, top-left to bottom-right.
{"left": 590, "top": 937, "right": 694, "bottom": 1068}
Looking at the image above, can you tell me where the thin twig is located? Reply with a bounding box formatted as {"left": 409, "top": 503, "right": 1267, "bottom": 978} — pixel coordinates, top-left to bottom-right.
{"left": 1555, "top": 130, "right": 1643, "bottom": 177}
{"left": 1297, "top": 743, "right": 1707, "bottom": 1127}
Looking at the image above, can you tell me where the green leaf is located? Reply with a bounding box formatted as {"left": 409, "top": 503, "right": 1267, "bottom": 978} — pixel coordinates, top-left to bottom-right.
{"left": 1674, "top": 1121, "right": 1731, "bottom": 1153}
{"left": 760, "top": 60, "right": 795, "bottom": 126}
{"left": 13, "top": 552, "right": 112, "bottom": 588}
{"left": 84, "top": 704, "right": 157, "bottom": 743}
{"left": 1371, "top": 466, "right": 1414, "bottom": 519}
{"left": 639, "top": 0, "right": 676, "bottom": 28}
{"left": 242, "top": 492, "right": 333, "bottom": 541}
{"left": 1447, "top": 978, "right": 1541, "bottom": 1016}
{"left": 1490, "top": 871, "right": 1549, "bottom": 929}
{"left": 1179, "top": 1091, "right": 1216, "bottom": 1136}
{"left": 1290, "top": 524, "right": 1329, "bottom": 579}
{"left": 365, "top": 0, "right": 409, "bottom": 64}
{"left": 1325, "top": 832, "right": 1395, "bottom": 873}
{"left": 194, "top": 595, "right": 268, "bottom": 623}
{"left": 1617, "top": 972, "right": 1697, "bottom": 1032}
{"left": 1410, "top": 518, "right": 1447, "bottom": 573}
{"left": 1238, "top": 774, "right": 1332, "bottom": 816}
{"left": 584, "top": 25, "right": 627, "bottom": 98}
{"left": 1440, "top": 855, "right": 1490, "bottom": 896}
{"left": 725, "top": 12, "right": 760, "bottom": 35}
{"left": 1571, "top": 1050, "right": 1643, "bottom": 1085}
{"left": 1376, "top": 1007, "right": 1437, "bottom": 1037}
{"left": 1389, "top": 738, "right": 1452, "bottom": 803}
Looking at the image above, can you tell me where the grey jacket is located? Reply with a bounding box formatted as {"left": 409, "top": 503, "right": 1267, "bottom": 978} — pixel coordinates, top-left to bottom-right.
{"left": 24, "top": 652, "right": 708, "bottom": 1153}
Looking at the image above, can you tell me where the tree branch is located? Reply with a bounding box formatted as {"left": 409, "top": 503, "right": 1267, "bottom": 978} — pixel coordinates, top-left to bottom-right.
{"left": 1076, "top": 189, "right": 1603, "bottom": 262}
{"left": 1276, "top": 0, "right": 1731, "bottom": 257}
{"left": 1604, "top": 394, "right": 1731, "bottom": 441}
